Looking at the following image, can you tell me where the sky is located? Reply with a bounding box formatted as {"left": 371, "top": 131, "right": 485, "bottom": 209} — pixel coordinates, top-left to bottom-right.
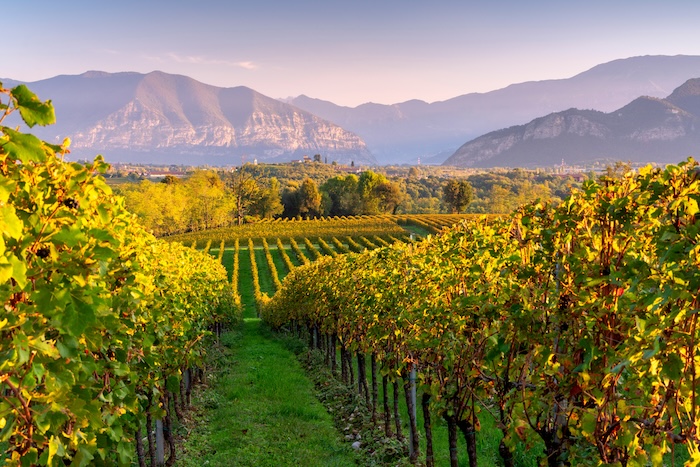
{"left": 5, "top": 0, "right": 700, "bottom": 107}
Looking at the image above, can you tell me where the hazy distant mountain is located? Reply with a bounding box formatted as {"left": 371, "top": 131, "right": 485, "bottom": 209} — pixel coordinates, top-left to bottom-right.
{"left": 443, "top": 78, "right": 700, "bottom": 168}
{"left": 4, "top": 71, "right": 375, "bottom": 166}
{"left": 7, "top": 55, "right": 700, "bottom": 167}
{"left": 288, "top": 55, "right": 700, "bottom": 164}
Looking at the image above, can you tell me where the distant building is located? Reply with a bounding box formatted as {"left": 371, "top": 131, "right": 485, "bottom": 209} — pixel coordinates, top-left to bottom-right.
{"left": 336, "top": 166, "right": 362, "bottom": 174}
{"left": 147, "top": 171, "right": 185, "bottom": 179}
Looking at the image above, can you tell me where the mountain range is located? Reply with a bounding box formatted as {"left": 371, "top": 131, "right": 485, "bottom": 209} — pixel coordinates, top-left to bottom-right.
{"left": 5, "top": 55, "right": 700, "bottom": 167}
{"left": 289, "top": 55, "right": 700, "bottom": 164}
{"left": 2, "top": 71, "right": 375, "bottom": 166}
{"left": 444, "top": 78, "right": 700, "bottom": 168}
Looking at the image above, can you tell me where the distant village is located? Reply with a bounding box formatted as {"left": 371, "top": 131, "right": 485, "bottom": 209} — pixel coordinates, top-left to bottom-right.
{"left": 102, "top": 155, "right": 639, "bottom": 183}
{"left": 103, "top": 155, "right": 365, "bottom": 181}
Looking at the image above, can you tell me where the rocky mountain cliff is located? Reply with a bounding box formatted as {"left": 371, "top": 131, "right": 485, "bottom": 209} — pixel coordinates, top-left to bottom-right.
{"left": 443, "top": 78, "right": 700, "bottom": 167}
{"left": 288, "top": 55, "right": 700, "bottom": 164}
{"left": 5, "top": 71, "right": 375, "bottom": 166}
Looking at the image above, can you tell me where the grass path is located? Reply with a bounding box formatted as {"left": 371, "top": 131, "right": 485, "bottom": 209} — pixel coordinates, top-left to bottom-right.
{"left": 179, "top": 319, "right": 358, "bottom": 466}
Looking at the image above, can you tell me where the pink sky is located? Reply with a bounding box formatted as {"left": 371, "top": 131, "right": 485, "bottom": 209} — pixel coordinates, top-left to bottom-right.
{"left": 6, "top": 0, "right": 700, "bottom": 106}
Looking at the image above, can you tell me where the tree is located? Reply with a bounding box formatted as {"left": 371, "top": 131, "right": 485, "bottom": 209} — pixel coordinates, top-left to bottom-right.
{"left": 161, "top": 174, "right": 180, "bottom": 185}
{"left": 225, "top": 164, "right": 262, "bottom": 225}
{"left": 321, "top": 175, "right": 360, "bottom": 216}
{"left": 442, "top": 179, "right": 474, "bottom": 213}
{"left": 187, "top": 170, "right": 234, "bottom": 230}
{"left": 297, "top": 178, "right": 322, "bottom": 218}
{"left": 313, "top": 154, "right": 322, "bottom": 163}
{"left": 485, "top": 184, "right": 516, "bottom": 214}
{"left": 253, "top": 177, "right": 283, "bottom": 219}
{"left": 121, "top": 180, "right": 190, "bottom": 235}
{"left": 358, "top": 170, "right": 385, "bottom": 214}
{"left": 281, "top": 181, "right": 301, "bottom": 218}
{"left": 374, "top": 181, "right": 405, "bottom": 214}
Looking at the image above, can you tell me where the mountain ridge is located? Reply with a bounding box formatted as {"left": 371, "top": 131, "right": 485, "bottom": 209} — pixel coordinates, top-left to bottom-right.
{"left": 6, "top": 55, "right": 700, "bottom": 166}
{"left": 4, "top": 71, "right": 375, "bottom": 166}
{"left": 443, "top": 78, "right": 700, "bottom": 167}
{"left": 288, "top": 55, "right": 700, "bottom": 164}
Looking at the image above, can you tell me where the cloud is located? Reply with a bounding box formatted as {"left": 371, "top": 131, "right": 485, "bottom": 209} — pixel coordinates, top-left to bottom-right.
{"left": 236, "top": 61, "right": 257, "bottom": 70}
{"left": 164, "top": 53, "right": 258, "bottom": 70}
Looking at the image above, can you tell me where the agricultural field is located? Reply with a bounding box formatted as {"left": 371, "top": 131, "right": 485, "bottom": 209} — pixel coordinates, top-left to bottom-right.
{"left": 259, "top": 162, "right": 700, "bottom": 466}
{"left": 167, "top": 214, "right": 478, "bottom": 249}
{"left": 175, "top": 214, "right": 482, "bottom": 320}
{"left": 175, "top": 213, "right": 535, "bottom": 466}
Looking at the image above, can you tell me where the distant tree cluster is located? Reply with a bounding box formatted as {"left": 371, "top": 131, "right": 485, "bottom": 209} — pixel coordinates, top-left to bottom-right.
{"left": 464, "top": 169, "right": 579, "bottom": 213}
{"left": 119, "top": 162, "right": 583, "bottom": 236}
{"left": 119, "top": 166, "right": 282, "bottom": 236}
{"left": 280, "top": 170, "right": 403, "bottom": 218}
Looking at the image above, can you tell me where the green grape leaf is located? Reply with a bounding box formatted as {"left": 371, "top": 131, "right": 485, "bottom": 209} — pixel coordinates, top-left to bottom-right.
{"left": 71, "top": 446, "right": 95, "bottom": 467}
{"left": 662, "top": 353, "right": 684, "bottom": 380}
{"left": 8, "top": 254, "right": 26, "bottom": 288}
{"left": 1, "top": 127, "right": 47, "bottom": 162}
{"left": 56, "top": 336, "right": 79, "bottom": 359}
{"left": 53, "top": 224, "right": 87, "bottom": 247}
{"left": 0, "top": 259, "right": 12, "bottom": 284}
{"left": 166, "top": 375, "right": 180, "bottom": 393}
{"left": 0, "top": 414, "right": 16, "bottom": 442}
{"left": 0, "top": 177, "right": 15, "bottom": 204}
{"left": 0, "top": 205, "right": 23, "bottom": 239}
{"left": 11, "top": 84, "right": 55, "bottom": 127}
{"left": 46, "top": 435, "right": 65, "bottom": 465}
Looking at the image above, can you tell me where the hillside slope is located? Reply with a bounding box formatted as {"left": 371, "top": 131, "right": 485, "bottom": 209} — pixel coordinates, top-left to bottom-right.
{"left": 6, "top": 71, "right": 375, "bottom": 165}
{"left": 444, "top": 78, "right": 700, "bottom": 167}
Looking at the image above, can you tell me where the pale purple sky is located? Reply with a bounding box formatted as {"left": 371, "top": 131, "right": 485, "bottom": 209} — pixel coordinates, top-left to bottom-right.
{"left": 6, "top": 0, "right": 700, "bottom": 106}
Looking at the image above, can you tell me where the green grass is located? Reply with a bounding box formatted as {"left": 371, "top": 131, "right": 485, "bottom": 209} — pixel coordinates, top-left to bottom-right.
{"left": 218, "top": 248, "right": 236, "bottom": 283}
{"left": 237, "top": 246, "right": 258, "bottom": 319}
{"left": 254, "top": 247, "right": 275, "bottom": 296}
{"left": 270, "top": 245, "right": 291, "bottom": 279}
{"left": 178, "top": 319, "right": 359, "bottom": 467}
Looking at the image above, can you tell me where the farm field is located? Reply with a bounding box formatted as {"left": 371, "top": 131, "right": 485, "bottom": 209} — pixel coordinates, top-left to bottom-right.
{"left": 12, "top": 69, "right": 700, "bottom": 467}
{"left": 165, "top": 214, "right": 478, "bottom": 248}
{"left": 257, "top": 163, "right": 700, "bottom": 467}
{"left": 194, "top": 214, "right": 482, "bottom": 319}
{"left": 176, "top": 213, "right": 540, "bottom": 466}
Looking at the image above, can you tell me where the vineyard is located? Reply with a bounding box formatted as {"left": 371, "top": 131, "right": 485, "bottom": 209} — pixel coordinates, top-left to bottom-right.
{"left": 0, "top": 85, "right": 239, "bottom": 466}
{"left": 164, "top": 214, "right": 479, "bottom": 248}
{"left": 259, "top": 161, "right": 700, "bottom": 467}
{"left": 7, "top": 78, "right": 700, "bottom": 467}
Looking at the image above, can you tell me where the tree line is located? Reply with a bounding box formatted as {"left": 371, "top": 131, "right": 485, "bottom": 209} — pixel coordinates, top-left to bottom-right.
{"left": 118, "top": 163, "right": 582, "bottom": 236}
